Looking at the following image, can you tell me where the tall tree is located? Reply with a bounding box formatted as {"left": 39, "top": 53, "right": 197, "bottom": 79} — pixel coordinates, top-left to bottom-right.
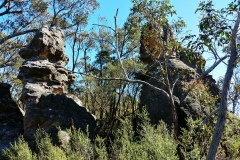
{"left": 194, "top": 0, "right": 240, "bottom": 159}
{"left": 0, "top": 0, "right": 99, "bottom": 70}
{"left": 0, "top": 0, "right": 99, "bottom": 101}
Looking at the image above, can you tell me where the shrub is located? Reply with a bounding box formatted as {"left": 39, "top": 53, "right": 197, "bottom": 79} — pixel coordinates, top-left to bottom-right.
{"left": 2, "top": 111, "right": 179, "bottom": 160}
{"left": 35, "top": 129, "right": 67, "bottom": 160}
{"left": 65, "top": 127, "right": 94, "bottom": 160}
{"left": 2, "top": 136, "right": 36, "bottom": 160}
{"left": 224, "top": 114, "right": 240, "bottom": 159}
{"left": 111, "top": 112, "right": 178, "bottom": 160}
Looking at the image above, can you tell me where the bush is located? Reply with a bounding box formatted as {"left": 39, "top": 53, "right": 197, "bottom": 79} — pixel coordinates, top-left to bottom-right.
{"left": 65, "top": 127, "right": 95, "bottom": 160}
{"left": 2, "top": 136, "right": 36, "bottom": 160}
{"left": 224, "top": 114, "right": 240, "bottom": 159}
{"left": 179, "top": 114, "right": 240, "bottom": 159}
{"left": 111, "top": 112, "right": 178, "bottom": 160}
{"left": 35, "top": 129, "right": 67, "bottom": 160}
{"left": 2, "top": 111, "right": 178, "bottom": 160}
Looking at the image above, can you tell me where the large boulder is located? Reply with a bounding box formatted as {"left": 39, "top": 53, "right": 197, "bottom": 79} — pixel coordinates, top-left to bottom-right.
{"left": 18, "top": 27, "right": 96, "bottom": 143}
{"left": 23, "top": 94, "right": 96, "bottom": 142}
{"left": 138, "top": 54, "right": 220, "bottom": 132}
{"left": 0, "top": 83, "right": 24, "bottom": 154}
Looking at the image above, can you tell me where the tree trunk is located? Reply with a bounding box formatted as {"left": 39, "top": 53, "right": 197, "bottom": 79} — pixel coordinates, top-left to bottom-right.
{"left": 206, "top": 11, "right": 240, "bottom": 160}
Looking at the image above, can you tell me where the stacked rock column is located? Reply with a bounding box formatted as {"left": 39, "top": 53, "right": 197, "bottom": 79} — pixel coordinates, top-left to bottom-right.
{"left": 18, "top": 27, "right": 96, "bottom": 141}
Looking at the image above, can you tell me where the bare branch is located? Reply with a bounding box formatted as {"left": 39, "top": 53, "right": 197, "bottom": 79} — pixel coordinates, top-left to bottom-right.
{"left": 195, "top": 107, "right": 219, "bottom": 133}
{"left": 0, "top": 0, "right": 8, "bottom": 9}
{"left": 0, "top": 53, "right": 17, "bottom": 68}
{"left": 92, "top": 24, "right": 115, "bottom": 32}
{"left": 200, "top": 54, "right": 230, "bottom": 77}
{"left": 114, "top": 8, "right": 129, "bottom": 80}
{"left": 74, "top": 71, "right": 170, "bottom": 100}
{"left": 0, "top": 29, "right": 38, "bottom": 44}
{"left": 171, "top": 74, "right": 179, "bottom": 94}
{"left": 0, "top": 10, "right": 22, "bottom": 17}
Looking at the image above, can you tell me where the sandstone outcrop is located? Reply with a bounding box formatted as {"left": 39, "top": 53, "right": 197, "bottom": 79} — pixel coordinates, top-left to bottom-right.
{"left": 138, "top": 52, "right": 220, "bottom": 131}
{"left": 0, "top": 83, "right": 24, "bottom": 154}
{"left": 18, "top": 27, "right": 96, "bottom": 142}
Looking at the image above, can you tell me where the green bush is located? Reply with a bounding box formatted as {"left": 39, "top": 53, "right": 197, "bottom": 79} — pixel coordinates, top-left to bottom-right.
{"left": 65, "top": 127, "right": 94, "bottom": 160}
{"left": 2, "top": 136, "right": 36, "bottom": 160}
{"left": 2, "top": 112, "right": 179, "bottom": 160}
{"left": 111, "top": 112, "right": 178, "bottom": 160}
{"left": 224, "top": 114, "right": 240, "bottom": 159}
{"left": 179, "top": 119, "right": 206, "bottom": 160}
{"left": 179, "top": 114, "right": 240, "bottom": 160}
{"left": 35, "top": 129, "right": 67, "bottom": 160}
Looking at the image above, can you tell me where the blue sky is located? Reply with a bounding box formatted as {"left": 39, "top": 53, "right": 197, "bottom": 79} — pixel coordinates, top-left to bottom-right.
{"left": 87, "top": 0, "right": 231, "bottom": 80}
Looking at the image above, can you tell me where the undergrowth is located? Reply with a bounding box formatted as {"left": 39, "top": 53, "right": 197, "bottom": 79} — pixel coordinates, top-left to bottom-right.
{"left": 2, "top": 111, "right": 178, "bottom": 160}
{"left": 2, "top": 111, "right": 240, "bottom": 160}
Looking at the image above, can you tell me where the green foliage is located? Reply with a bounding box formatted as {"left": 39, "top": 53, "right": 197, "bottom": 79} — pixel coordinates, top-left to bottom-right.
{"left": 179, "top": 119, "right": 213, "bottom": 159}
{"left": 179, "top": 114, "right": 240, "bottom": 159}
{"left": 2, "top": 111, "right": 179, "bottom": 160}
{"left": 94, "top": 136, "right": 108, "bottom": 160}
{"left": 226, "top": 133, "right": 240, "bottom": 159}
{"left": 2, "top": 136, "right": 36, "bottom": 160}
{"left": 111, "top": 111, "right": 178, "bottom": 160}
{"left": 196, "top": 1, "right": 233, "bottom": 47}
{"left": 184, "top": 0, "right": 240, "bottom": 54}
{"left": 187, "top": 80, "right": 219, "bottom": 109}
{"left": 224, "top": 114, "right": 240, "bottom": 159}
{"left": 65, "top": 127, "right": 94, "bottom": 159}
{"left": 35, "top": 129, "right": 67, "bottom": 160}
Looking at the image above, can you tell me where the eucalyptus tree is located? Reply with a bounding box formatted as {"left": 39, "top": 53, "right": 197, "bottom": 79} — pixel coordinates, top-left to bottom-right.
{"left": 0, "top": 0, "right": 99, "bottom": 101}
{"left": 0, "top": 0, "right": 99, "bottom": 70}
{"left": 194, "top": 0, "right": 240, "bottom": 159}
{"left": 0, "top": 0, "right": 49, "bottom": 100}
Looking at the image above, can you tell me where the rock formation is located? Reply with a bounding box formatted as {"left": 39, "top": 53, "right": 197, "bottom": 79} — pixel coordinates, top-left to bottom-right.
{"left": 138, "top": 51, "right": 220, "bottom": 132}
{"left": 0, "top": 83, "right": 24, "bottom": 154}
{"left": 17, "top": 27, "right": 96, "bottom": 142}
{"left": 139, "top": 23, "right": 175, "bottom": 63}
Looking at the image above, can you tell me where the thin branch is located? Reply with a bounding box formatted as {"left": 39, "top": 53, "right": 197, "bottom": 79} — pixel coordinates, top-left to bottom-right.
{"left": 0, "top": 10, "right": 22, "bottom": 17}
{"left": 209, "top": 44, "right": 218, "bottom": 60}
{"left": 113, "top": 8, "right": 129, "bottom": 80}
{"left": 200, "top": 54, "right": 230, "bottom": 77}
{"left": 171, "top": 74, "right": 179, "bottom": 94}
{"left": 0, "top": 29, "right": 38, "bottom": 44}
{"left": 74, "top": 71, "right": 170, "bottom": 100}
{"left": 195, "top": 107, "right": 219, "bottom": 133}
{"left": 0, "top": 0, "right": 8, "bottom": 9}
{"left": 92, "top": 24, "right": 115, "bottom": 32}
{"left": 0, "top": 54, "right": 17, "bottom": 68}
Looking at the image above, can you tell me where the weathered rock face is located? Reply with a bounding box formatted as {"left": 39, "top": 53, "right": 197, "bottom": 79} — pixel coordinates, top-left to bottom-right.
{"left": 139, "top": 53, "right": 220, "bottom": 132}
{"left": 0, "top": 83, "right": 24, "bottom": 153}
{"left": 139, "top": 23, "right": 175, "bottom": 63}
{"left": 18, "top": 27, "right": 96, "bottom": 142}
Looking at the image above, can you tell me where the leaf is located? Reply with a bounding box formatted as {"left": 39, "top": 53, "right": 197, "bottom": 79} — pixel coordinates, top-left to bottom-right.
{"left": 199, "top": 23, "right": 203, "bottom": 31}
